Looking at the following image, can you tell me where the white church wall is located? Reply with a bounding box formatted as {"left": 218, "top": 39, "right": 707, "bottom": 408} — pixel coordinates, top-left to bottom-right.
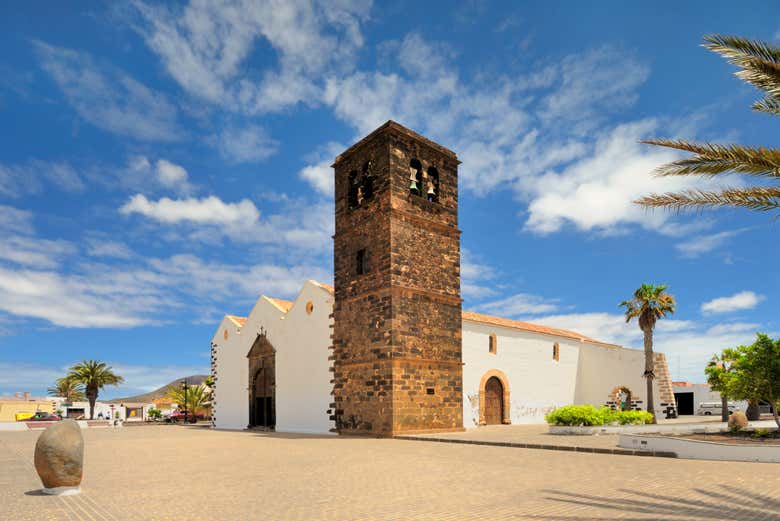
{"left": 574, "top": 342, "right": 661, "bottom": 413}
{"left": 212, "top": 316, "right": 253, "bottom": 430}
{"left": 462, "top": 321, "right": 581, "bottom": 427}
{"left": 212, "top": 281, "right": 334, "bottom": 434}
{"left": 273, "top": 282, "right": 334, "bottom": 434}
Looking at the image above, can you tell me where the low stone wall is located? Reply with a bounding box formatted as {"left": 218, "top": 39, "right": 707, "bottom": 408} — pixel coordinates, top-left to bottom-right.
{"left": 619, "top": 434, "right": 780, "bottom": 463}
{"left": 549, "top": 420, "right": 777, "bottom": 436}
{"left": 549, "top": 423, "right": 725, "bottom": 436}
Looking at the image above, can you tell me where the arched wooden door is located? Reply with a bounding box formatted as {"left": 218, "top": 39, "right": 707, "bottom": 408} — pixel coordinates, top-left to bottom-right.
{"left": 484, "top": 376, "right": 504, "bottom": 425}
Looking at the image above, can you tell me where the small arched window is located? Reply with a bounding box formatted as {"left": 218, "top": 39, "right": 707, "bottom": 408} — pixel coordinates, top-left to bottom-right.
{"left": 489, "top": 333, "right": 497, "bottom": 355}
{"left": 426, "top": 167, "right": 439, "bottom": 203}
{"left": 409, "top": 159, "right": 422, "bottom": 197}
{"left": 348, "top": 170, "right": 359, "bottom": 208}
{"left": 553, "top": 342, "right": 560, "bottom": 362}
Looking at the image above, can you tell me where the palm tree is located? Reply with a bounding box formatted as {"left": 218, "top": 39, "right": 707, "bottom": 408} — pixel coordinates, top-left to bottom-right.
{"left": 47, "top": 377, "right": 86, "bottom": 403}
{"left": 637, "top": 35, "right": 780, "bottom": 212}
{"left": 620, "top": 284, "right": 676, "bottom": 424}
{"left": 168, "top": 384, "right": 210, "bottom": 419}
{"left": 67, "top": 360, "right": 124, "bottom": 420}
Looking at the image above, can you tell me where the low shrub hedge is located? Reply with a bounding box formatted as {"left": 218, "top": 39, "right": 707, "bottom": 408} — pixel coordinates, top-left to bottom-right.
{"left": 545, "top": 405, "right": 653, "bottom": 426}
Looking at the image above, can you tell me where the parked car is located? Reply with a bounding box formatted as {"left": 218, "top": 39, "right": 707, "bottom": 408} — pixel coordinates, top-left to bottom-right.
{"left": 168, "top": 410, "right": 198, "bottom": 423}
{"left": 696, "top": 402, "right": 737, "bottom": 416}
{"left": 19, "top": 412, "right": 61, "bottom": 422}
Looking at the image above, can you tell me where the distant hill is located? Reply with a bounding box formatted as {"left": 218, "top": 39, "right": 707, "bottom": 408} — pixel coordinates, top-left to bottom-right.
{"left": 108, "top": 375, "right": 209, "bottom": 404}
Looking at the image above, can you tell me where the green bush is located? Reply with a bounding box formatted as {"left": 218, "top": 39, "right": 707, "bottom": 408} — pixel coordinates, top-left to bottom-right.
{"left": 545, "top": 405, "right": 654, "bottom": 426}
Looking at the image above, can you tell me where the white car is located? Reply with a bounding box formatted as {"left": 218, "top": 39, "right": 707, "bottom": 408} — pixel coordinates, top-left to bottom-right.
{"left": 696, "top": 402, "right": 738, "bottom": 416}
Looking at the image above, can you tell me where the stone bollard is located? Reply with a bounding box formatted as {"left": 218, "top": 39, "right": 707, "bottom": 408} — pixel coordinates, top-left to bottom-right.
{"left": 34, "top": 419, "right": 84, "bottom": 495}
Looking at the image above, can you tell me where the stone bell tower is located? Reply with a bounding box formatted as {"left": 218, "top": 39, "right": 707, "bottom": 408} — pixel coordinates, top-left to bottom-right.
{"left": 331, "top": 121, "right": 463, "bottom": 436}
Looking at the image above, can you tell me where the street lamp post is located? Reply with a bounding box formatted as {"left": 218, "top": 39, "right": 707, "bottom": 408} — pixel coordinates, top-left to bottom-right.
{"left": 181, "top": 379, "right": 189, "bottom": 424}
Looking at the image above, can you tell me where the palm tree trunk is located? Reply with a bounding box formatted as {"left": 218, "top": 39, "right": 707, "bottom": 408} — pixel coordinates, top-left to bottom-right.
{"left": 87, "top": 387, "right": 97, "bottom": 420}
{"left": 720, "top": 394, "right": 729, "bottom": 423}
{"left": 643, "top": 327, "right": 657, "bottom": 424}
{"left": 772, "top": 400, "right": 779, "bottom": 430}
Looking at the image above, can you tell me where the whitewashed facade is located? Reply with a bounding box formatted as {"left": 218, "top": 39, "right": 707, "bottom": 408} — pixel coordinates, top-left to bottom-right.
{"left": 211, "top": 280, "right": 677, "bottom": 433}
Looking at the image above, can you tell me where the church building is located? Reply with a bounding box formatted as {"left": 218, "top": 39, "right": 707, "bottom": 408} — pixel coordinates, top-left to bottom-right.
{"left": 210, "top": 121, "right": 677, "bottom": 435}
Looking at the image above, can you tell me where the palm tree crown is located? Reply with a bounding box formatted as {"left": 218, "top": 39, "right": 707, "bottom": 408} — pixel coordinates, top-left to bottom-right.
{"left": 47, "top": 377, "right": 86, "bottom": 402}
{"left": 620, "top": 284, "right": 676, "bottom": 333}
{"left": 67, "top": 360, "right": 124, "bottom": 419}
{"left": 637, "top": 35, "right": 780, "bottom": 213}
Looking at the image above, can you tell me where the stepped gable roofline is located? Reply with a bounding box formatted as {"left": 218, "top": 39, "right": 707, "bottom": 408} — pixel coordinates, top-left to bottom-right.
{"left": 263, "top": 297, "right": 294, "bottom": 313}
{"left": 226, "top": 315, "right": 247, "bottom": 328}
{"left": 309, "top": 279, "right": 334, "bottom": 295}
{"left": 462, "top": 310, "right": 621, "bottom": 348}
{"left": 332, "top": 120, "right": 459, "bottom": 166}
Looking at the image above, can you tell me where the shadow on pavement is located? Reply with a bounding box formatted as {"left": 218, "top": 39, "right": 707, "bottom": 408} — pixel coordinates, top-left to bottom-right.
{"left": 526, "top": 484, "right": 779, "bottom": 520}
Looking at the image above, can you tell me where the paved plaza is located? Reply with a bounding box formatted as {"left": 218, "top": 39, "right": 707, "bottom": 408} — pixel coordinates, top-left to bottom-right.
{"left": 1, "top": 425, "right": 779, "bottom": 520}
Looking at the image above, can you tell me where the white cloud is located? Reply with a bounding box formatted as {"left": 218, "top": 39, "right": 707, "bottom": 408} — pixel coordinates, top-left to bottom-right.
{"left": 298, "top": 141, "right": 343, "bottom": 195}
{"left": 0, "top": 205, "right": 34, "bottom": 234}
{"left": 701, "top": 291, "right": 765, "bottom": 314}
{"left": 476, "top": 293, "right": 560, "bottom": 317}
{"left": 35, "top": 41, "right": 181, "bottom": 141}
{"left": 675, "top": 228, "right": 748, "bottom": 258}
{"left": 119, "top": 194, "right": 260, "bottom": 225}
{"left": 0, "top": 236, "right": 76, "bottom": 269}
{"left": 215, "top": 124, "right": 279, "bottom": 163}
{"left": 155, "top": 159, "right": 191, "bottom": 192}
{"left": 539, "top": 47, "right": 650, "bottom": 134}
{"left": 0, "top": 251, "right": 330, "bottom": 329}
{"left": 84, "top": 238, "right": 134, "bottom": 259}
{"left": 132, "top": 0, "right": 371, "bottom": 113}
{"left": 521, "top": 119, "right": 726, "bottom": 235}
{"left": 461, "top": 250, "right": 499, "bottom": 300}
{"left": 0, "top": 160, "right": 85, "bottom": 198}
{"left": 119, "top": 193, "right": 334, "bottom": 251}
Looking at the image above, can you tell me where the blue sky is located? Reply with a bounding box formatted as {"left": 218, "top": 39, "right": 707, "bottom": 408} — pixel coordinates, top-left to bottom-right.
{"left": 1, "top": 1, "right": 779, "bottom": 398}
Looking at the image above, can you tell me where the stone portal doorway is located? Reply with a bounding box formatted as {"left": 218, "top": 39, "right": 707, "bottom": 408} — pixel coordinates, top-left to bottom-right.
{"left": 247, "top": 331, "right": 275, "bottom": 429}
{"left": 484, "top": 377, "right": 504, "bottom": 425}
{"left": 479, "top": 370, "right": 510, "bottom": 426}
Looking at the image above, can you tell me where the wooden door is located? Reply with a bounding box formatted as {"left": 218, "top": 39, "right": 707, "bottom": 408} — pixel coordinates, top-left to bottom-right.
{"left": 484, "top": 377, "right": 503, "bottom": 425}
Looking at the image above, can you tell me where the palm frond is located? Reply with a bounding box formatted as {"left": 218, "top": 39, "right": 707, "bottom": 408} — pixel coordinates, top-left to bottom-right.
{"left": 636, "top": 187, "right": 780, "bottom": 212}
{"left": 734, "top": 58, "right": 780, "bottom": 99}
{"left": 703, "top": 34, "right": 780, "bottom": 67}
{"left": 641, "top": 139, "right": 780, "bottom": 178}
{"left": 753, "top": 96, "right": 780, "bottom": 115}
{"left": 703, "top": 35, "right": 780, "bottom": 109}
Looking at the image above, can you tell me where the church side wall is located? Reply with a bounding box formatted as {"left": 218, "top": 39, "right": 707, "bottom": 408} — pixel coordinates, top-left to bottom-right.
{"left": 462, "top": 321, "right": 580, "bottom": 427}
{"left": 274, "top": 283, "right": 334, "bottom": 434}
{"left": 574, "top": 343, "right": 669, "bottom": 416}
{"left": 212, "top": 319, "right": 251, "bottom": 430}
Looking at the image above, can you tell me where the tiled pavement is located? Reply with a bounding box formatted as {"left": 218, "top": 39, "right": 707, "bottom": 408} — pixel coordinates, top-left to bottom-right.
{"left": 1, "top": 425, "right": 779, "bottom": 520}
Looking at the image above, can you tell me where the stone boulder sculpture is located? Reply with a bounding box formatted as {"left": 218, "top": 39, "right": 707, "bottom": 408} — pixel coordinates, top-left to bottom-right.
{"left": 34, "top": 419, "right": 84, "bottom": 495}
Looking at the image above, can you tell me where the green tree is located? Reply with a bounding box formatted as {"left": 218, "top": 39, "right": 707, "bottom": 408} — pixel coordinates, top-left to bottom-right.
{"left": 637, "top": 35, "right": 780, "bottom": 213}
{"left": 66, "top": 360, "right": 124, "bottom": 420}
{"left": 620, "top": 284, "right": 676, "bottom": 423}
{"left": 704, "top": 351, "right": 737, "bottom": 422}
{"left": 727, "top": 334, "right": 780, "bottom": 429}
{"left": 47, "top": 377, "right": 86, "bottom": 403}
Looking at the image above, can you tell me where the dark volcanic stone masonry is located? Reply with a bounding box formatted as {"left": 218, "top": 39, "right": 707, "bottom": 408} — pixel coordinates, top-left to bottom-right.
{"left": 331, "top": 121, "right": 463, "bottom": 436}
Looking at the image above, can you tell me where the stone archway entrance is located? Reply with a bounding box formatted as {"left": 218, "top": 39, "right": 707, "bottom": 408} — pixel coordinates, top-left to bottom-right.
{"left": 247, "top": 331, "right": 275, "bottom": 429}
{"left": 479, "top": 370, "right": 511, "bottom": 426}
{"left": 484, "top": 377, "right": 504, "bottom": 425}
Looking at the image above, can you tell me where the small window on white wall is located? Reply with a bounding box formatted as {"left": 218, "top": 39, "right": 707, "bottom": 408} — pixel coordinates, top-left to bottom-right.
{"left": 553, "top": 342, "right": 560, "bottom": 362}
{"left": 489, "top": 333, "right": 497, "bottom": 355}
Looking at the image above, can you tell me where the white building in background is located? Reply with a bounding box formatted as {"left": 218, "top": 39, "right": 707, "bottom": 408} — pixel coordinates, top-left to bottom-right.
{"left": 210, "top": 280, "right": 677, "bottom": 433}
